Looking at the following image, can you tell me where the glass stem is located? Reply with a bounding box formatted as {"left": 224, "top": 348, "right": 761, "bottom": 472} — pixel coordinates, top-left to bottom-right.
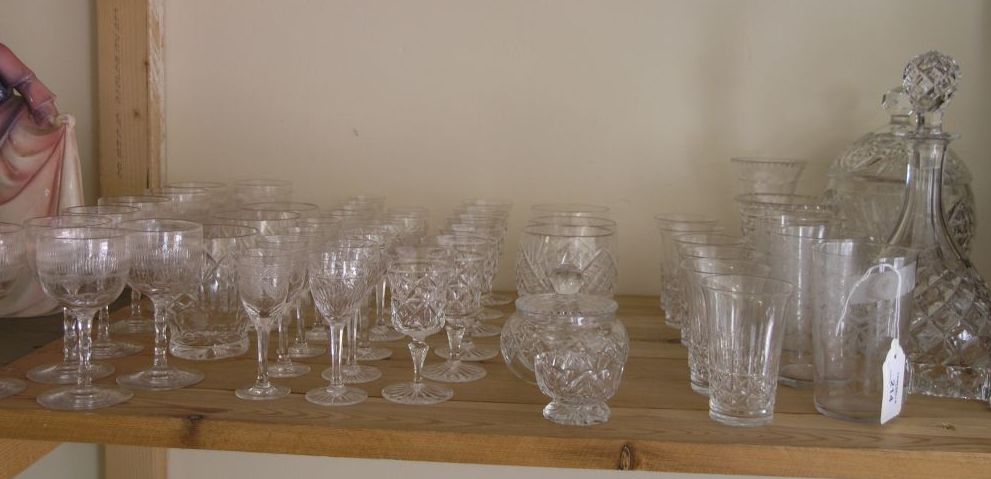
{"left": 254, "top": 323, "right": 272, "bottom": 389}
{"left": 275, "top": 310, "right": 291, "bottom": 366}
{"left": 129, "top": 289, "right": 142, "bottom": 320}
{"left": 358, "top": 297, "right": 372, "bottom": 349}
{"left": 374, "top": 278, "right": 387, "bottom": 329}
{"left": 62, "top": 307, "right": 78, "bottom": 364}
{"left": 292, "top": 295, "right": 308, "bottom": 349}
{"left": 150, "top": 297, "right": 172, "bottom": 370}
{"left": 327, "top": 318, "right": 346, "bottom": 387}
{"left": 446, "top": 323, "right": 465, "bottom": 362}
{"left": 346, "top": 310, "right": 359, "bottom": 366}
{"left": 96, "top": 305, "right": 112, "bottom": 343}
{"left": 409, "top": 339, "right": 428, "bottom": 385}
{"left": 74, "top": 309, "right": 96, "bottom": 389}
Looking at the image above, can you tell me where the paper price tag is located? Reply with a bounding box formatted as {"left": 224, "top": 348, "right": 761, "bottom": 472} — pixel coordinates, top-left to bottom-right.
{"left": 881, "top": 339, "right": 906, "bottom": 425}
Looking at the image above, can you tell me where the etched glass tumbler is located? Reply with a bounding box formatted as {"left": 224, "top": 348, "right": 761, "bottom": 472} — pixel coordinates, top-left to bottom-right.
{"left": 729, "top": 157, "right": 807, "bottom": 195}
{"left": 0, "top": 222, "right": 27, "bottom": 399}
{"left": 34, "top": 227, "right": 133, "bottom": 410}
{"left": 812, "top": 240, "right": 916, "bottom": 423}
{"left": 383, "top": 255, "right": 453, "bottom": 405}
{"left": 735, "top": 193, "right": 827, "bottom": 241}
{"left": 653, "top": 214, "right": 719, "bottom": 328}
{"left": 117, "top": 219, "right": 205, "bottom": 391}
{"left": 170, "top": 224, "right": 257, "bottom": 361}
{"left": 517, "top": 223, "right": 617, "bottom": 298}
{"left": 702, "top": 274, "right": 793, "bottom": 427}
{"left": 680, "top": 258, "right": 770, "bottom": 396}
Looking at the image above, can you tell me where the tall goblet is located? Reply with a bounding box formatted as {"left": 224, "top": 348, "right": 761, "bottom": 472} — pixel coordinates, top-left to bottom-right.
{"left": 34, "top": 227, "right": 133, "bottom": 410}
{"left": 383, "top": 254, "right": 453, "bottom": 405}
{"left": 23, "top": 215, "right": 114, "bottom": 385}
{"left": 0, "top": 222, "right": 27, "bottom": 398}
{"left": 431, "top": 234, "right": 498, "bottom": 362}
{"left": 99, "top": 195, "right": 170, "bottom": 334}
{"left": 234, "top": 247, "right": 296, "bottom": 400}
{"left": 117, "top": 219, "right": 205, "bottom": 390}
{"left": 63, "top": 205, "right": 144, "bottom": 359}
{"left": 255, "top": 234, "right": 311, "bottom": 378}
{"left": 306, "top": 239, "right": 380, "bottom": 406}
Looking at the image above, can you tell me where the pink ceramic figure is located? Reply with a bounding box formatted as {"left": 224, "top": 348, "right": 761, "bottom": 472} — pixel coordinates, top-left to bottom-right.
{"left": 0, "top": 42, "right": 84, "bottom": 316}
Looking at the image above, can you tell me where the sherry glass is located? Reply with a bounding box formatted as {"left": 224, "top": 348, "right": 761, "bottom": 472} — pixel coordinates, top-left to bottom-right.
{"left": 431, "top": 234, "right": 498, "bottom": 361}
{"left": 233, "top": 179, "right": 292, "bottom": 206}
{"left": 255, "top": 234, "right": 311, "bottom": 378}
{"left": 423, "top": 249, "right": 487, "bottom": 382}
{"left": 383, "top": 254, "right": 453, "bottom": 405}
{"left": 0, "top": 222, "right": 27, "bottom": 398}
{"left": 23, "top": 215, "right": 114, "bottom": 385}
{"left": 63, "top": 205, "right": 144, "bottom": 359}
{"left": 234, "top": 247, "right": 296, "bottom": 400}
{"left": 117, "top": 219, "right": 205, "bottom": 390}
{"left": 100, "top": 195, "right": 171, "bottom": 335}
{"left": 306, "top": 239, "right": 380, "bottom": 406}
{"left": 34, "top": 227, "right": 133, "bottom": 410}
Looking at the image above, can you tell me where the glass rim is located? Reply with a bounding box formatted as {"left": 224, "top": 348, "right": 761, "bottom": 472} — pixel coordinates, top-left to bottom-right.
{"left": 530, "top": 202, "right": 610, "bottom": 215}
{"left": 241, "top": 201, "right": 319, "bottom": 212}
{"left": 528, "top": 215, "right": 616, "bottom": 229}
{"left": 166, "top": 181, "right": 228, "bottom": 190}
{"left": 700, "top": 273, "right": 793, "bottom": 297}
{"left": 672, "top": 232, "right": 742, "bottom": 246}
{"left": 118, "top": 218, "right": 203, "bottom": 233}
{"left": 678, "top": 244, "right": 761, "bottom": 261}
{"left": 653, "top": 212, "right": 717, "bottom": 225}
{"left": 729, "top": 156, "right": 807, "bottom": 167}
{"left": 814, "top": 238, "right": 918, "bottom": 259}
{"left": 24, "top": 214, "right": 113, "bottom": 230}
{"left": 150, "top": 186, "right": 211, "bottom": 196}
{"left": 735, "top": 193, "right": 821, "bottom": 207}
{"left": 35, "top": 225, "right": 126, "bottom": 240}
{"left": 680, "top": 256, "right": 770, "bottom": 275}
{"left": 213, "top": 209, "right": 302, "bottom": 221}
{"left": 515, "top": 293, "right": 618, "bottom": 317}
{"left": 233, "top": 178, "right": 293, "bottom": 188}
{"left": 63, "top": 205, "right": 140, "bottom": 215}
{"left": 522, "top": 223, "right": 614, "bottom": 238}
{"left": 98, "top": 194, "right": 171, "bottom": 205}
{"left": 201, "top": 223, "right": 259, "bottom": 239}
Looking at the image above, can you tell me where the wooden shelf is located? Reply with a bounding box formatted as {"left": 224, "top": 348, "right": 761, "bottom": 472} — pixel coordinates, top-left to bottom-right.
{"left": 0, "top": 295, "right": 989, "bottom": 478}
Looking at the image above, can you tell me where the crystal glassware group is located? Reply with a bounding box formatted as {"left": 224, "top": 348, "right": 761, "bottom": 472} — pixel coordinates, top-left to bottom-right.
{"left": 656, "top": 51, "right": 989, "bottom": 427}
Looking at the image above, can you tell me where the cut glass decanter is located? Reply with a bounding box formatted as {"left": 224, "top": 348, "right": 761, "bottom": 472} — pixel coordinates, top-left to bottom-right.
{"left": 824, "top": 87, "right": 975, "bottom": 254}
{"left": 887, "top": 51, "right": 991, "bottom": 400}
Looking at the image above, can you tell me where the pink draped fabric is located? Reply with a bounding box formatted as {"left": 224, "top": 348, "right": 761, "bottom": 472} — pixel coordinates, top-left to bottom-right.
{"left": 0, "top": 43, "right": 84, "bottom": 317}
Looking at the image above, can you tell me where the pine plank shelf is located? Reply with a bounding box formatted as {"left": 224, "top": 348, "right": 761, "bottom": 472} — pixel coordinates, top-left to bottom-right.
{"left": 0, "top": 295, "right": 989, "bottom": 478}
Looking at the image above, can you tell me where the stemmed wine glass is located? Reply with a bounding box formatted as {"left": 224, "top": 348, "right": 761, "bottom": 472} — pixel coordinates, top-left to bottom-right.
{"left": 447, "top": 222, "right": 503, "bottom": 337}
{"left": 431, "top": 234, "right": 499, "bottom": 362}
{"left": 117, "top": 219, "right": 204, "bottom": 390}
{"left": 34, "top": 227, "right": 133, "bottom": 410}
{"left": 306, "top": 238, "right": 381, "bottom": 406}
{"left": 383, "top": 252, "right": 453, "bottom": 405}
{"left": 459, "top": 199, "right": 513, "bottom": 306}
{"left": 24, "top": 215, "right": 115, "bottom": 385}
{"left": 255, "top": 234, "right": 311, "bottom": 378}
{"left": 234, "top": 247, "right": 297, "bottom": 399}
{"left": 422, "top": 248, "right": 487, "bottom": 383}
{"left": 0, "top": 222, "right": 27, "bottom": 398}
{"left": 100, "top": 194, "right": 171, "bottom": 334}
{"left": 62, "top": 205, "right": 144, "bottom": 359}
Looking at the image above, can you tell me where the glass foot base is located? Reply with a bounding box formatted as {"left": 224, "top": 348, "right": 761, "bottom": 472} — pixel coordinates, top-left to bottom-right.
{"left": 305, "top": 385, "right": 366, "bottom": 406}
{"left": 306, "top": 327, "right": 328, "bottom": 342}
{"left": 382, "top": 382, "right": 453, "bottom": 405}
{"left": 690, "top": 382, "right": 709, "bottom": 397}
{"left": 111, "top": 318, "right": 155, "bottom": 335}
{"left": 482, "top": 293, "right": 513, "bottom": 306}
{"left": 423, "top": 360, "right": 486, "bottom": 383}
{"left": 434, "top": 344, "right": 498, "bottom": 362}
{"left": 472, "top": 321, "right": 502, "bottom": 338}
{"left": 0, "top": 378, "right": 26, "bottom": 399}
{"left": 289, "top": 342, "right": 325, "bottom": 358}
{"left": 92, "top": 340, "right": 144, "bottom": 360}
{"left": 170, "top": 336, "right": 249, "bottom": 361}
{"left": 27, "top": 361, "right": 114, "bottom": 385}
{"left": 542, "top": 401, "right": 610, "bottom": 426}
{"left": 477, "top": 308, "right": 504, "bottom": 323}
{"left": 235, "top": 383, "right": 290, "bottom": 400}
{"left": 709, "top": 409, "right": 772, "bottom": 427}
{"left": 356, "top": 346, "right": 392, "bottom": 361}
{"left": 369, "top": 325, "right": 405, "bottom": 342}
{"left": 269, "top": 361, "right": 311, "bottom": 378}
{"left": 37, "top": 385, "right": 133, "bottom": 411}
{"left": 664, "top": 319, "right": 682, "bottom": 330}
{"left": 116, "top": 366, "right": 204, "bottom": 391}
{"left": 324, "top": 365, "right": 382, "bottom": 384}
{"left": 778, "top": 364, "right": 814, "bottom": 389}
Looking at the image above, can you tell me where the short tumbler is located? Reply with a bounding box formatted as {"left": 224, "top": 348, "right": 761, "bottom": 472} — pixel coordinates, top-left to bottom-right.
{"left": 702, "top": 274, "right": 793, "bottom": 427}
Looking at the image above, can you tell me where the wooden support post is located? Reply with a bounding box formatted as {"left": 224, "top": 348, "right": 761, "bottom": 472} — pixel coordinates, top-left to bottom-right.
{"left": 0, "top": 439, "right": 59, "bottom": 479}
{"left": 96, "top": 0, "right": 165, "bottom": 196}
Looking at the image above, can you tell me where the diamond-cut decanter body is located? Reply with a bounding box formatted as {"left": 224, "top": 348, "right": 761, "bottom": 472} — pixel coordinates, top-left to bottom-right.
{"left": 825, "top": 87, "right": 976, "bottom": 254}
{"left": 888, "top": 51, "right": 991, "bottom": 400}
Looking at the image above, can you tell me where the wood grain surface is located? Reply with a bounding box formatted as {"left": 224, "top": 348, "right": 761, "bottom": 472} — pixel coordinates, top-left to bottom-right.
{"left": 0, "top": 295, "right": 989, "bottom": 478}
{"left": 0, "top": 439, "right": 58, "bottom": 479}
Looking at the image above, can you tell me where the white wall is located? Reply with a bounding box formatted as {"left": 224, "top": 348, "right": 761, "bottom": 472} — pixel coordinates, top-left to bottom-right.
{"left": 13, "top": 443, "right": 100, "bottom": 479}
{"left": 0, "top": 0, "right": 99, "bottom": 204}
{"left": 163, "top": 0, "right": 991, "bottom": 294}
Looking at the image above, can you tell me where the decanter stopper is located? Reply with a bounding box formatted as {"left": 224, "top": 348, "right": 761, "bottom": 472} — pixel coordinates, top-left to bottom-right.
{"left": 902, "top": 51, "right": 960, "bottom": 129}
